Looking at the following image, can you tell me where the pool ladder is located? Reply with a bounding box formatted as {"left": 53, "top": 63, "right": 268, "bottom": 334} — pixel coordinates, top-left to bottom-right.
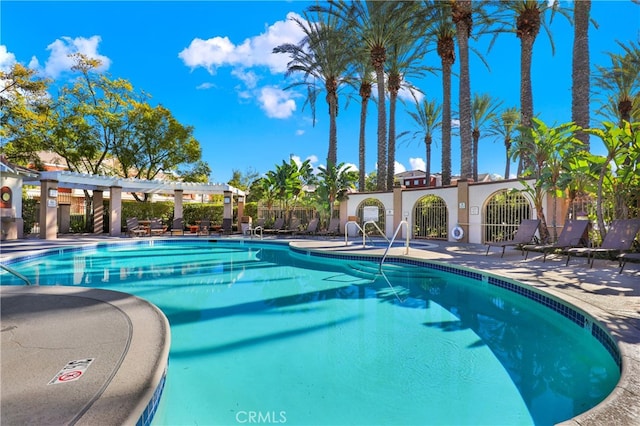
{"left": 345, "top": 220, "right": 409, "bottom": 303}
{"left": 0, "top": 264, "right": 33, "bottom": 286}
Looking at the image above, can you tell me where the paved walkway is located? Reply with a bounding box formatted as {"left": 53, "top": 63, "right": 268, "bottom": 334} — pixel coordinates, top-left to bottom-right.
{"left": 1, "top": 234, "right": 639, "bottom": 425}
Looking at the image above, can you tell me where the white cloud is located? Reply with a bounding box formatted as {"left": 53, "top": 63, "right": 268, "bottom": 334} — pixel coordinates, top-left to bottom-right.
{"left": 409, "top": 157, "right": 425, "bottom": 171}
{"left": 179, "top": 12, "right": 304, "bottom": 75}
{"left": 196, "top": 82, "right": 215, "bottom": 90}
{"left": 44, "top": 36, "right": 110, "bottom": 78}
{"left": 179, "top": 13, "right": 305, "bottom": 119}
{"left": 295, "top": 129, "right": 305, "bottom": 136}
{"left": 394, "top": 161, "right": 406, "bottom": 174}
{"left": 259, "top": 86, "right": 296, "bottom": 118}
{"left": 0, "top": 45, "right": 17, "bottom": 72}
{"left": 451, "top": 119, "right": 460, "bottom": 128}
{"left": 342, "top": 162, "right": 358, "bottom": 173}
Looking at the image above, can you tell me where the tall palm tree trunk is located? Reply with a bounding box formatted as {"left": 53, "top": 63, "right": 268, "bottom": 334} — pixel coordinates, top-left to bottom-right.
{"left": 358, "top": 89, "right": 370, "bottom": 192}
{"left": 572, "top": 0, "right": 591, "bottom": 150}
{"left": 425, "top": 135, "right": 432, "bottom": 186}
{"left": 453, "top": 1, "right": 473, "bottom": 180}
{"left": 387, "top": 75, "right": 400, "bottom": 190}
{"left": 326, "top": 84, "right": 339, "bottom": 167}
{"left": 439, "top": 37, "right": 454, "bottom": 186}
{"left": 374, "top": 64, "right": 387, "bottom": 191}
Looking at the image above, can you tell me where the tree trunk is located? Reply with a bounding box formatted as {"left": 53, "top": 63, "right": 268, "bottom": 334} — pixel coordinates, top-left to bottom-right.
{"left": 358, "top": 89, "right": 370, "bottom": 192}
{"left": 572, "top": 0, "right": 591, "bottom": 150}
{"left": 375, "top": 67, "right": 387, "bottom": 191}
{"left": 387, "top": 89, "right": 398, "bottom": 190}
{"left": 454, "top": 2, "right": 473, "bottom": 180}
{"left": 442, "top": 60, "right": 452, "bottom": 186}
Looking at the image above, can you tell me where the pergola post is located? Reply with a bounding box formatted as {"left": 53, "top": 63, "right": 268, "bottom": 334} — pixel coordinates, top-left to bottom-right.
{"left": 40, "top": 179, "right": 58, "bottom": 240}
{"left": 109, "top": 186, "right": 122, "bottom": 237}
{"left": 223, "top": 190, "right": 233, "bottom": 221}
{"left": 174, "top": 189, "right": 183, "bottom": 220}
{"left": 93, "top": 190, "right": 104, "bottom": 234}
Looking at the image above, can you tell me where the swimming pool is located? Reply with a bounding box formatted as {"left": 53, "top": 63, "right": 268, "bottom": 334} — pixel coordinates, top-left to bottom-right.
{"left": 2, "top": 240, "right": 620, "bottom": 425}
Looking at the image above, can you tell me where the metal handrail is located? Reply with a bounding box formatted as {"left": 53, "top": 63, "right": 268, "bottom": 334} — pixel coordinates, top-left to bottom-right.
{"left": 344, "top": 220, "right": 389, "bottom": 247}
{"left": 379, "top": 220, "right": 409, "bottom": 271}
{"left": 0, "top": 264, "right": 33, "bottom": 286}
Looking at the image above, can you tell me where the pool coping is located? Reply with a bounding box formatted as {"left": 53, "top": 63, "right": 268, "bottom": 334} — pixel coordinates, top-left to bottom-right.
{"left": 0, "top": 235, "right": 638, "bottom": 425}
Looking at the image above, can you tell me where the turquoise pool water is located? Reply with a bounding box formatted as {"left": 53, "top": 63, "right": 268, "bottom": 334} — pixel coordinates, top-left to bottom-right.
{"left": 3, "top": 241, "right": 619, "bottom": 425}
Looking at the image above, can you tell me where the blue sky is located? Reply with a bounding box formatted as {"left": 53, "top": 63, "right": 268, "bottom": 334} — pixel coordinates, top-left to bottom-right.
{"left": 1, "top": 1, "right": 638, "bottom": 184}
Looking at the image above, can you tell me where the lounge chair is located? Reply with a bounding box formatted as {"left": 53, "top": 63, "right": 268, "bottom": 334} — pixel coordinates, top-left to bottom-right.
{"left": 566, "top": 219, "right": 640, "bottom": 267}
{"left": 126, "top": 217, "right": 147, "bottom": 237}
{"left": 171, "top": 218, "right": 185, "bottom": 236}
{"left": 618, "top": 252, "right": 640, "bottom": 274}
{"left": 318, "top": 217, "right": 341, "bottom": 238}
{"left": 278, "top": 218, "right": 301, "bottom": 236}
{"left": 485, "top": 219, "right": 541, "bottom": 257}
{"left": 298, "top": 218, "right": 319, "bottom": 237}
{"left": 523, "top": 219, "right": 590, "bottom": 262}
{"left": 198, "top": 219, "right": 211, "bottom": 236}
{"left": 149, "top": 218, "right": 166, "bottom": 236}
{"left": 263, "top": 217, "right": 285, "bottom": 234}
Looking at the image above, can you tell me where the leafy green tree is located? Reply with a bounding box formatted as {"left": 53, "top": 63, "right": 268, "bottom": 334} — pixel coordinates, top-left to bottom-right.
{"left": 403, "top": 98, "right": 442, "bottom": 185}
{"left": 315, "top": 162, "right": 358, "bottom": 219}
{"left": 471, "top": 93, "right": 503, "bottom": 182}
{"left": 0, "top": 63, "right": 53, "bottom": 167}
{"left": 511, "top": 118, "right": 582, "bottom": 243}
{"left": 273, "top": 7, "right": 353, "bottom": 167}
{"left": 113, "top": 101, "right": 201, "bottom": 201}
{"left": 266, "top": 158, "right": 314, "bottom": 223}
{"left": 583, "top": 121, "right": 640, "bottom": 238}
{"left": 227, "top": 167, "right": 260, "bottom": 192}
{"left": 179, "top": 161, "right": 211, "bottom": 183}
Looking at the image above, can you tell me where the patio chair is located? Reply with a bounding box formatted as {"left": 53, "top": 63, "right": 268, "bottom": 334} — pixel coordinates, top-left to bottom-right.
{"left": 485, "top": 219, "right": 541, "bottom": 257}
{"left": 263, "top": 217, "right": 285, "bottom": 234}
{"left": 318, "top": 217, "right": 341, "bottom": 238}
{"left": 566, "top": 219, "right": 640, "bottom": 267}
{"left": 149, "top": 218, "right": 166, "bottom": 236}
{"left": 198, "top": 219, "right": 211, "bottom": 236}
{"left": 298, "top": 218, "right": 319, "bottom": 237}
{"left": 126, "top": 217, "right": 147, "bottom": 237}
{"left": 523, "top": 219, "right": 590, "bottom": 262}
{"left": 278, "top": 218, "right": 301, "bottom": 236}
{"left": 171, "top": 218, "right": 185, "bottom": 236}
{"left": 618, "top": 252, "right": 640, "bottom": 274}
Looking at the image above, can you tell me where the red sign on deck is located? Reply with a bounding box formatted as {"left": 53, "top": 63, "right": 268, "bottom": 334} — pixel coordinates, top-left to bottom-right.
{"left": 48, "top": 358, "right": 94, "bottom": 385}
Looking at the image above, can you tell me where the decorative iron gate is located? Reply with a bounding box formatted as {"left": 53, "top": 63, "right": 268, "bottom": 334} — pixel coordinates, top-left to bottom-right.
{"left": 413, "top": 195, "right": 448, "bottom": 240}
{"left": 483, "top": 190, "right": 532, "bottom": 243}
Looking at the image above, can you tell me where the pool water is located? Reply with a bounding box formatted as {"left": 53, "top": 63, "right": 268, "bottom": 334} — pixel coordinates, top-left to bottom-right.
{"left": 3, "top": 241, "right": 619, "bottom": 425}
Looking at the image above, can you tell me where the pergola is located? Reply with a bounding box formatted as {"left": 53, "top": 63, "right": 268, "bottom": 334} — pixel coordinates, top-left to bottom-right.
{"left": 26, "top": 170, "right": 246, "bottom": 240}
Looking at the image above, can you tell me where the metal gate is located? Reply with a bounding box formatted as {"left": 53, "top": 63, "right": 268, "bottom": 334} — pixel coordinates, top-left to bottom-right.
{"left": 483, "top": 190, "right": 532, "bottom": 243}
{"left": 413, "top": 195, "right": 448, "bottom": 240}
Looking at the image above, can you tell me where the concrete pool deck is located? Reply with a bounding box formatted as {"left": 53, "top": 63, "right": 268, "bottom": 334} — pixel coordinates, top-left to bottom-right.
{"left": 0, "top": 234, "right": 638, "bottom": 425}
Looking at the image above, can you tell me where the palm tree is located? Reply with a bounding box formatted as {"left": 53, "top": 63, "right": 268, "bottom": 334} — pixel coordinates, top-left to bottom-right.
{"left": 273, "top": 8, "right": 353, "bottom": 168}
{"left": 594, "top": 40, "right": 640, "bottom": 126}
{"left": 404, "top": 98, "right": 442, "bottom": 186}
{"left": 488, "top": 106, "right": 520, "bottom": 179}
{"left": 385, "top": 10, "right": 434, "bottom": 190}
{"left": 347, "top": 55, "right": 376, "bottom": 192}
{"left": 495, "top": 1, "right": 570, "bottom": 174}
{"left": 316, "top": 162, "right": 359, "bottom": 220}
{"left": 451, "top": 0, "right": 474, "bottom": 180}
{"left": 315, "top": 1, "right": 419, "bottom": 191}
{"left": 471, "top": 93, "right": 503, "bottom": 182}
{"left": 432, "top": 2, "right": 456, "bottom": 186}
{"left": 571, "top": 0, "right": 592, "bottom": 149}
